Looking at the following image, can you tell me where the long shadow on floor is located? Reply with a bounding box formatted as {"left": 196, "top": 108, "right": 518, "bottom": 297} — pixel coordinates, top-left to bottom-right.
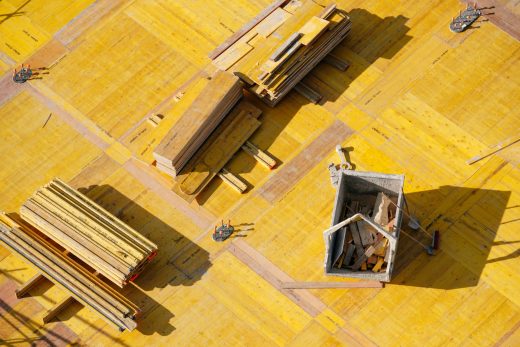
{"left": 390, "top": 185, "right": 511, "bottom": 289}
{"left": 196, "top": 8, "right": 412, "bottom": 204}
{"left": 72, "top": 184, "right": 211, "bottom": 336}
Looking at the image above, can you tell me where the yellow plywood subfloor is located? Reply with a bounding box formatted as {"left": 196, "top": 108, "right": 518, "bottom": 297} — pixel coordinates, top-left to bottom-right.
{"left": 0, "top": 91, "right": 102, "bottom": 212}
{"left": 0, "top": 0, "right": 93, "bottom": 62}
{"left": 0, "top": 0, "right": 519, "bottom": 346}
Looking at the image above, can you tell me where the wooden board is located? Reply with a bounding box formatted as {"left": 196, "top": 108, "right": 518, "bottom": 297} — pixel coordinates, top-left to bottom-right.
{"left": 176, "top": 101, "right": 262, "bottom": 196}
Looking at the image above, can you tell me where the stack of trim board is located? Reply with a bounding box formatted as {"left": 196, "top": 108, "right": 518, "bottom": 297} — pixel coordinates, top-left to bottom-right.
{"left": 0, "top": 213, "right": 139, "bottom": 331}
{"left": 20, "top": 178, "right": 158, "bottom": 288}
{"left": 210, "top": 1, "right": 352, "bottom": 106}
{"left": 153, "top": 71, "right": 243, "bottom": 176}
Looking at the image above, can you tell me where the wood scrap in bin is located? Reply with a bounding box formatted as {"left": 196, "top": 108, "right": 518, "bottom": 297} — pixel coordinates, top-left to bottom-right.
{"left": 328, "top": 195, "right": 398, "bottom": 273}
{"left": 324, "top": 171, "right": 405, "bottom": 282}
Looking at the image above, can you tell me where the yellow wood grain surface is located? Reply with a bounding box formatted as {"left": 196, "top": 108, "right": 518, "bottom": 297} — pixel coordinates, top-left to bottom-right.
{"left": 0, "top": 0, "right": 519, "bottom": 346}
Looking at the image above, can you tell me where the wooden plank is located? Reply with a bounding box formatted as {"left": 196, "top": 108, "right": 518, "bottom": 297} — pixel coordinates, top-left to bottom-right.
{"left": 42, "top": 296, "right": 76, "bottom": 324}
{"left": 351, "top": 246, "right": 376, "bottom": 271}
{"left": 281, "top": 281, "right": 383, "bottom": 289}
{"left": 208, "top": 0, "right": 290, "bottom": 59}
{"left": 358, "top": 221, "right": 378, "bottom": 246}
{"left": 15, "top": 273, "right": 46, "bottom": 298}
{"left": 294, "top": 82, "right": 322, "bottom": 104}
{"left": 342, "top": 243, "right": 356, "bottom": 267}
{"left": 299, "top": 16, "right": 330, "bottom": 46}
{"left": 467, "top": 134, "right": 520, "bottom": 164}
{"left": 323, "top": 54, "right": 350, "bottom": 71}
{"left": 269, "top": 32, "right": 302, "bottom": 61}
{"left": 0, "top": 220, "right": 138, "bottom": 331}
{"left": 349, "top": 223, "right": 365, "bottom": 257}
{"left": 372, "top": 258, "right": 385, "bottom": 273}
{"left": 218, "top": 169, "right": 248, "bottom": 193}
{"left": 154, "top": 71, "right": 243, "bottom": 175}
{"left": 176, "top": 101, "right": 262, "bottom": 196}
{"left": 241, "top": 141, "right": 277, "bottom": 169}
{"left": 213, "top": 42, "right": 254, "bottom": 71}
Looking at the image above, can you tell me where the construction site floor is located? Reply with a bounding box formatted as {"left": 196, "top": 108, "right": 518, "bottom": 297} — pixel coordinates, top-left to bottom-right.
{"left": 0, "top": 0, "right": 519, "bottom": 346}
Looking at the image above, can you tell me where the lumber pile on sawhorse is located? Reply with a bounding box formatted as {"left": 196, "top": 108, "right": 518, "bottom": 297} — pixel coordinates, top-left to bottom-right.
{"left": 210, "top": 1, "right": 352, "bottom": 106}
{"left": 20, "top": 178, "right": 158, "bottom": 288}
{"left": 0, "top": 213, "right": 139, "bottom": 331}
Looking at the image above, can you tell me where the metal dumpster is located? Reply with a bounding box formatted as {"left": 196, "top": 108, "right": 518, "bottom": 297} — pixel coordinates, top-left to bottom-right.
{"left": 324, "top": 170, "right": 405, "bottom": 282}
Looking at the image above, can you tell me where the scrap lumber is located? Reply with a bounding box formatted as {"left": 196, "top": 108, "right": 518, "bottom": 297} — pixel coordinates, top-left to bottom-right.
{"left": 42, "top": 296, "right": 76, "bottom": 324}
{"left": 20, "top": 178, "right": 158, "bottom": 288}
{"left": 153, "top": 71, "right": 244, "bottom": 176}
{"left": 356, "top": 221, "right": 375, "bottom": 246}
{"left": 327, "top": 196, "right": 399, "bottom": 273}
{"left": 16, "top": 273, "right": 46, "bottom": 298}
{"left": 241, "top": 141, "right": 277, "bottom": 169}
{"left": 218, "top": 169, "right": 248, "bottom": 193}
{"left": 342, "top": 243, "right": 356, "bottom": 267}
{"left": 466, "top": 134, "right": 520, "bottom": 165}
{"left": 281, "top": 281, "right": 383, "bottom": 289}
{"left": 373, "top": 192, "right": 391, "bottom": 225}
{"left": 211, "top": 1, "right": 352, "bottom": 106}
{"left": 0, "top": 213, "right": 139, "bottom": 331}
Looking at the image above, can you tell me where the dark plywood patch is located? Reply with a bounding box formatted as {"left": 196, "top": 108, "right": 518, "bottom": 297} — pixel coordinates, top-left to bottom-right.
{"left": 462, "top": 0, "right": 520, "bottom": 40}
{"left": 258, "top": 119, "right": 353, "bottom": 203}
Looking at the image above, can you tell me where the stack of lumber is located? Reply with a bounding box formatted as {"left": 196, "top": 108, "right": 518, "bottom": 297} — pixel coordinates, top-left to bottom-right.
{"left": 0, "top": 213, "right": 139, "bottom": 331}
{"left": 174, "top": 100, "right": 262, "bottom": 197}
{"left": 20, "top": 178, "right": 158, "bottom": 288}
{"left": 332, "top": 193, "right": 397, "bottom": 272}
{"left": 210, "top": 1, "right": 352, "bottom": 106}
{"left": 153, "top": 71, "right": 243, "bottom": 177}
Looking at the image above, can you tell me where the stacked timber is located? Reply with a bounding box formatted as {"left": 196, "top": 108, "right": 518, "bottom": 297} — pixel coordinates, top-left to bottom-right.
{"left": 153, "top": 70, "right": 243, "bottom": 177}
{"left": 210, "top": 1, "right": 352, "bottom": 106}
{"left": 20, "top": 178, "right": 158, "bottom": 288}
{"left": 0, "top": 213, "right": 139, "bottom": 331}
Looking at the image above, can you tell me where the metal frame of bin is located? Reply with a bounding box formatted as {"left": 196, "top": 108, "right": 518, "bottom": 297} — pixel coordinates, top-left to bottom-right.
{"left": 324, "top": 170, "right": 405, "bottom": 282}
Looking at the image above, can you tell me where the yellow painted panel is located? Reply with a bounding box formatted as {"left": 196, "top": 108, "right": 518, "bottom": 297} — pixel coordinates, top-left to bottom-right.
{"left": 0, "top": 1, "right": 50, "bottom": 61}
{"left": 315, "top": 308, "right": 346, "bottom": 333}
{"left": 7, "top": 0, "right": 94, "bottom": 34}
{"left": 0, "top": 92, "right": 102, "bottom": 212}
{"left": 41, "top": 12, "right": 199, "bottom": 138}
{"left": 105, "top": 141, "right": 132, "bottom": 164}
{"left": 199, "top": 252, "right": 312, "bottom": 345}
{"left": 287, "top": 320, "right": 355, "bottom": 346}
{"left": 336, "top": 103, "right": 375, "bottom": 132}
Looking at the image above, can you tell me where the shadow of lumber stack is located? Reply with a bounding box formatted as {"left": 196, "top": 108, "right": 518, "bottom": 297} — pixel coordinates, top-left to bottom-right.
{"left": 209, "top": 1, "right": 352, "bottom": 106}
